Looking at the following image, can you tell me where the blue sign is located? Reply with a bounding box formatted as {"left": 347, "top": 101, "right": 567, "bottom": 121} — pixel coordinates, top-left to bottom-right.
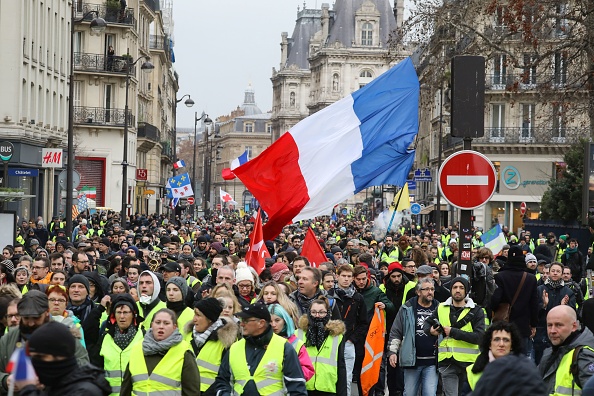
{"left": 407, "top": 180, "right": 417, "bottom": 190}
{"left": 410, "top": 203, "right": 421, "bottom": 215}
{"left": 8, "top": 168, "right": 39, "bottom": 177}
{"left": 341, "top": 208, "right": 348, "bottom": 216}
{"left": 414, "top": 168, "right": 433, "bottom": 182}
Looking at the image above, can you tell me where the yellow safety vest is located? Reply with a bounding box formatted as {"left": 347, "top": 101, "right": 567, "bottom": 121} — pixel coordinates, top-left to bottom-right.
{"left": 466, "top": 363, "right": 482, "bottom": 390}
{"left": 228, "top": 334, "right": 286, "bottom": 395}
{"left": 137, "top": 300, "right": 167, "bottom": 331}
{"left": 176, "top": 307, "right": 194, "bottom": 336}
{"left": 128, "top": 339, "right": 189, "bottom": 395}
{"left": 195, "top": 339, "right": 225, "bottom": 392}
{"left": 380, "top": 249, "right": 401, "bottom": 263}
{"left": 552, "top": 346, "right": 594, "bottom": 395}
{"left": 100, "top": 330, "right": 144, "bottom": 395}
{"left": 295, "top": 329, "right": 342, "bottom": 393}
{"left": 436, "top": 304, "right": 480, "bottom": 363}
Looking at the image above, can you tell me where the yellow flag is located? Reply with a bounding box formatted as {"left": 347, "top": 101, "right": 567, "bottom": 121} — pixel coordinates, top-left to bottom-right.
{"left": 392, "top": 183, "right": 411, "bottom": 212}
{"left": 239, "top": 209, "right": 245, "bottom": 218}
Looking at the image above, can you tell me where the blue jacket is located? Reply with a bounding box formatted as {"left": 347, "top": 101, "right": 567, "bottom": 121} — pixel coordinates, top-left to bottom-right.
{"left": 387, "top": 297, "right": 439, "bottom": 367}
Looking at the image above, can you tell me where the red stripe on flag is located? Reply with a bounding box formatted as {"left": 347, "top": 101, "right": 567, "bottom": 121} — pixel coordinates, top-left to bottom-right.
{"left": 234, "top": 133, "right": 309, "bottom": 240}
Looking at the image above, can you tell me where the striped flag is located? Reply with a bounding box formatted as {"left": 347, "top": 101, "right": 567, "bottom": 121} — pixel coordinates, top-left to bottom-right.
{"left": 6, "top": 346, "right": 36, "bottom": 392}
{"left": 71, "top": 205, "right": 79, "bottom": 220}
{"left": 80, "top": 186, "right": 96, "bottom": 199}
{"left": 480, "top": 223, "right": 507, "bottom": 255}
{"left": 173, "top": 160, "right": 186, "bottom": 169}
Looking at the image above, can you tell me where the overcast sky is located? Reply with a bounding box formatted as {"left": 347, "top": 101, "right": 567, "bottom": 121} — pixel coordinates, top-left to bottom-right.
{"left": 172, "top": 0, "right": 306, "bottom": 128}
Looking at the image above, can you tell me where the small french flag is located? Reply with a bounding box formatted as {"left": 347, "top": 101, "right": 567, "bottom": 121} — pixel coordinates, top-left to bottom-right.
{"left": 173, "top": 160, "right": 186, "bottom": 169}
{"left": 6, "top": 346, "right": 36, "bottom": 384}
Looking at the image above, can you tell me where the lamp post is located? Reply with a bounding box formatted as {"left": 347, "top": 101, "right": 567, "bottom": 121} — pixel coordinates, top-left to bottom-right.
{"left": 120, "top": 55, "right": 154, "bottom": 228}
{"left": 173, "top": 94, "right": 194, "bottom": 176}
{"left": 202, "top": 121, "right": 219, "bottom": 218}
{"left": 66, "top": 8, "right": 106, "bottom": 237}
{"left": 193, "top": 112, "right": 212, "bottom": 219}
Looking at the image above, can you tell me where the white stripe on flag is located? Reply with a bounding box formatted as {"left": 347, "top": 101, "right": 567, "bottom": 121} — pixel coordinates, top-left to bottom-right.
{"left": 447, "top": 175, "right": 489, "bottom": 185}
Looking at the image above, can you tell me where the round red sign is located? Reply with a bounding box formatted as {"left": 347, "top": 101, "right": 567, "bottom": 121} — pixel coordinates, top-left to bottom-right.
{"left": 438, "top": 150, "right": 496, "bottom": 210}
{"left": 187, "top": 197, "right": 195, "bottom": 205}
{"left": 520, "top": 202, "right": 527, "bottom": 215}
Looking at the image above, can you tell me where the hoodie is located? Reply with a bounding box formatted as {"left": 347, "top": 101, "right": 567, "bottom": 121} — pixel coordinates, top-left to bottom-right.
{"left": 138, "top": 270, "right": 166, "bottom": 329}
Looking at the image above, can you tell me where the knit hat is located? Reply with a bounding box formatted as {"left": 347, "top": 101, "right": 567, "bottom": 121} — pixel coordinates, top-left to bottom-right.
{"left": 194, "top": 297, "right": 223, "bottom": 322}
{"left": 235, "top": 262, "right": 254, "bottom": 284}
{"left": 270, "top": 263, "right": 291, "bottom": 282}
{"left": 13, "top": 266, "right": 30, "bottom": 278}
{"left": 387, "top": 262, "right": 405, "bottom": 275}
{"left": 196, "top": 236, "right": 208, "bottom": 244}
{"left": 29, "top": 239, "right": 40, "bottom": 246}
{"left": 210, "top": 242, "right": 224, "bottom": 253}
{"left": 525, "top": 253, "right": 537, "bottom": 264}
{"left": 100, "top": 237, "right": 111, "bottom": 247}
{"left": 166, "top": 276, "right": 189, "bottom": 300}
{"left": 330, "top": 246, "right": 342, "bottom": 254}
{"left": 450, "top": 276, "right": 470, "bottom": 295}
{"left": 28, "top": 321, "right": 76, "bottom": 358}
{"left": 1, "top": 259, "right": 14, "bottom": 273}
{"left": 68, "top": 274, "right": 90, "bottom": 294}
{"left": 508, "top": 245, "right": 526, "bottom": 267}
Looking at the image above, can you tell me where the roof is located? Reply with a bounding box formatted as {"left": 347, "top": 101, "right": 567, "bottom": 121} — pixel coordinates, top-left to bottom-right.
{"left": 286, "top": 8, "right": 323, "bottom": 69}
{"left": 240, "top": 84, "right": 262, "bottom": 116}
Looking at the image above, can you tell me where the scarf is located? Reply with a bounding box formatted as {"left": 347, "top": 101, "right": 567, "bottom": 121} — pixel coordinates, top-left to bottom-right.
{"left": 306, "top": 313, "right": 330, "bottom": 350}
{"left": 296, "top": 290, "right": 322, "bottom": 313}
{"left": 193, "top": 318, "right": 224, "bottom": 348}
{"left": 113, "top": 325, "right": 138, "bottom": 351}
{"left": 545, "top": 278, "right": 564, "bottom": 289}
{"left": 564, "top": 246, "right": 578, "bottom": 259}
{"left": 338, "top": 284, "right": 356, "bottom": 298}
{"left": 142, "top": 328, "right": 183, "bottom": 355}
{"left": 67, "top": 297, "right": 94, "bottom": 322}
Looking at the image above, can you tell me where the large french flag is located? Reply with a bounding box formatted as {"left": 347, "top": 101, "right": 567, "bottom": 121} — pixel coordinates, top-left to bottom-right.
{"left": 234, "top": 58, "right": 419, "bottom": 240}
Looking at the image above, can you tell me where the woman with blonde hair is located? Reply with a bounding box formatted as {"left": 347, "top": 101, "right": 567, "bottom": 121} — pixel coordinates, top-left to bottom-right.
{"left": 210, "top": 283, "right": 241, "bottom": 315}
{"left": 256, "top": 281, "right": 300, "bottom": 324}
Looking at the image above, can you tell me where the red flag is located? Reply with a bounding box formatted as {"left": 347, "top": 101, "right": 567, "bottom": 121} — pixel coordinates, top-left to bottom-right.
{"left": 221, "top": 168, "right": 236, "bottom": 180}
{"left": 300, "top": 229, "right": 327, "bottom": 268}
{"left": 246, "top": 209, "right": 270, "bottom": 274}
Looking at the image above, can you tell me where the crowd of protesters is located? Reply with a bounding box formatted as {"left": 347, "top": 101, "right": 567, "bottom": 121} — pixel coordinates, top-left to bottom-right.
{"left": 0, "top": 209, "right": 593, "bottom": 395}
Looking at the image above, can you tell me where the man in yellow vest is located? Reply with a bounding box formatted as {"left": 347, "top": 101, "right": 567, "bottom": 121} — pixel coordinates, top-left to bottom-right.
{"left": 538, "top": 305, "right": 594, "bottom": 395}
{"left": 423, "top": 276, "right": 485, "bottom": 396}
{"left": 214, "top": 303, "right": 307, "bottom": 396}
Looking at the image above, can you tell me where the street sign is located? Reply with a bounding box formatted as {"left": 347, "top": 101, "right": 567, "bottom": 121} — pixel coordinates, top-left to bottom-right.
{"left": 520, "top": 202, "right": 527, "bottom": 216}
{"left": 414, "top": 168, "right": 433, "bottom": 182}
{"left": 136, "top": 169, "right": 148, "bottom": 181}
{"left": 0, "top": 141, "right": 14, "bottom": 162}
{"left": 407, "top": 180, "right": 416, "bottom": 190}
{"left": 187, "top": 197, "right": 195, "bottom": 205}
{"left": 438, "top": 150, "right": 496, "bottom": 210}
{"left": 58, "top": 170, "right": 80, "bottom": 190}
{"left": 8, "top": 168, "right": 39, "bottom": 177}
{"left": 410, "top": 203, "right": 421, "bottom": 215}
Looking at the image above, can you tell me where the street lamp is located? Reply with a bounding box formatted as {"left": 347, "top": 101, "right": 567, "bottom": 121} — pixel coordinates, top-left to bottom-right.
{"left": 172, "top": 94, "right": 194, "bottom": 178}
{"left": 193, "top": 112, "right": 212, "bottom": 218}
{"left": 120, "top": 55, "right": 154, "bottom": 228}
{"left": 66, "top": 8, "right": 106, "bottom": 236}
{"left": 202, "top": 122, "right": 220, "bottom": 218}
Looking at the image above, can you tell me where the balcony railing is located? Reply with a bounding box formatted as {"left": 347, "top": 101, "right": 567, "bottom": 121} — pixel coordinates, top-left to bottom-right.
{"left": 444, "top": 127, "right": 583, "bottom": 149}
{"left": 74, "top": 52, "right": 136, "bottom": 75}
{"left": 75, "top": 2, "right": 136, "bottom": 27}
{"left": 74, "top": 106, "right": 134, "bottom": 127}
{"left": 143, "top": 0, "right": 159, "bottom": 13}
{"left": 149, "top": 35, "right": 171, "bottom": 59}
{"left": 161, "top": 142, "right": 173, "bottom": 161}
{"left": 138, "top": 123, "right": 160, "bottom": 142}
{"left": 485, "top": 73, "right": 584, "bottom": 90}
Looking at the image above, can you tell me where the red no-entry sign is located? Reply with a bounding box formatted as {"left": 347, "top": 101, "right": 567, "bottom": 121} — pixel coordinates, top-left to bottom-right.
{"left": 520, "top": 202, "right": 527, "bottom": 215}
{"left": 187, "top": 197, "right": 195, "bottom": 205}
{"left": 438, "top": 150, "right": 496, "bottom": 210}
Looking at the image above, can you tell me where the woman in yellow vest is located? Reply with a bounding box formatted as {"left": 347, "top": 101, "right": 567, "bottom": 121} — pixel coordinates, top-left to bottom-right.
{"left": 185, "top": 297, "right": 237, "bottom": 396}
{"left": 119, "top": 308, "right": 201, "bottom": 396}
{"left": 295, "top": 296, "right": 348, "bottom": 395}
{"left": 165, "top": 277, "right": 194, "bottom": 337}
{"left": 466, "top": 321, "right": 524, "bottom": 391}
{"left": 96, "top": 293, "right": 144, "bottom": 395}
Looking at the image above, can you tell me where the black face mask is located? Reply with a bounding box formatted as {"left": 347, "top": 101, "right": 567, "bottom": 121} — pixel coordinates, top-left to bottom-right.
{"left": 31, "top": 356, "right": 78, "bottom": 387}
{"left": 210, "top": 268, "right": 218, "bottom": 281}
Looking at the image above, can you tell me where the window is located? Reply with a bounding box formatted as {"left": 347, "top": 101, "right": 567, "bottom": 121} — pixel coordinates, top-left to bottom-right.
{"left": 361, "top": 22, "right": 373, "bottom": 46}
{"left": 491, "top": 104, "right": 505, "bottom": 142}
{"left": 359, "top": 70, "right": 373, "bottom": 88}
{"left": 521, "top": 104, "right": 535, "bottom": 141}
{"left": 522, "top": 54, "right": 537, "bottom": 86}
{"left": 245, "top": 146, "right": 252, "bottom": 159}
{"left": 555, "top": 3, "right": 569, "bottom": 37}
{"left": 553, "top": 52, "right": 567, "bottom": 86}
{"left": 266, "top": 123, "right": 272, "bottom": 134}
{"left": 552, "top": 104, "right": 566, "bottom": 141}
{"left": 244, "top": 122, "right": 253, "bottom": 133}
{"left": 493, "top": 55, "right": 507, "bottom": 86}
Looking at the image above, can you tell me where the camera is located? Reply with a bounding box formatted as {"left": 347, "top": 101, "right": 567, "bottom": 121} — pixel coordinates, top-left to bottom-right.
{"left": 428, "top": 317, "right": 443, "bottom": 333}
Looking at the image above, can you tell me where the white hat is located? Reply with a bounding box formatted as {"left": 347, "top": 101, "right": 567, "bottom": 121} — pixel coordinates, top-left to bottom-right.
{"left": 525, "top": 253, "right": 537, "bottom": 263}
{"left": 235, "top": 262, "right": 254, "bottom": 284}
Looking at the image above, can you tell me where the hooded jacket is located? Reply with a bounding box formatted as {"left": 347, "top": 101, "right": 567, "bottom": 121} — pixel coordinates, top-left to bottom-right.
{"left": 297, "top": 315, "right": 348, "bottom": 396}
{"left": 326, "top": 286, "right": 369, "bottom": 345}
{"left": 356, "top": 279, "right": 396, "bottom": 321}
{"left": 538, "top": 328, "right": 594, "bottom": 394}
{"left": 19, "top": 364, "right": 112, "bottom": 396}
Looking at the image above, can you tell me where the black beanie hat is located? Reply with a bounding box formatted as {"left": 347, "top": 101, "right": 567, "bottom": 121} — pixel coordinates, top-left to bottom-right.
{"left": 68, "top": 274, "right": 90, "bottom": 294}
{"left": 194, "top": 297, "right": 223, "bottom": 322}
{"left": 196, "top": 236, "right": 207, "bottom": 243}
{"left": 450, "top": 276, "right": 470, "bottom": 295}
{"left": 507, "top": 245, "right": 526, "bottom": 267}
{"left": 28, "top": 322, "right": 76, "bottom": 358}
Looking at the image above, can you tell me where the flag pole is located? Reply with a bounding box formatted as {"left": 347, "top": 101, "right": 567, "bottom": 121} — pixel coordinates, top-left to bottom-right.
{"left": 377, "top": 185, "right": 405, "bottom": 263}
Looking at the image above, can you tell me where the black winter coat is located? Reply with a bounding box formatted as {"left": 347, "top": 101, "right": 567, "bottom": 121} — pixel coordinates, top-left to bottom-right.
{"left": 326, "top": 287, "right": 369, "bottom": 345}
{"left": 491, "top": 264, "right": 539, "bottom": 337}
{"left": 20, "top": 365, "right": 111, "bottom": 396}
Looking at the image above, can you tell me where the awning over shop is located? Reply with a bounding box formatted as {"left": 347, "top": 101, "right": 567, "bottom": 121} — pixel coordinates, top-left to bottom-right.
{"left": 420, "top": 204, "right": 449, "bottom": 215}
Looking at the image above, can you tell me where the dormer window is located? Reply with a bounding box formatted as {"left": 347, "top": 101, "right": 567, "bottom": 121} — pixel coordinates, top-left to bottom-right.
{"left": 362, "top": 22, "right": 373, "bottom": 46}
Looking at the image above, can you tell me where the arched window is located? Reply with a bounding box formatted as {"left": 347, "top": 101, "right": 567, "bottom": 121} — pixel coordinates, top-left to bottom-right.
{"left": 362, "top": 22, "right": 373, "bottom": 45}
{"left": 359, "top": 70, "right": 373, "bottom": 88}
{"left": 360, "top": 70, "right": 372, "bottom": 78}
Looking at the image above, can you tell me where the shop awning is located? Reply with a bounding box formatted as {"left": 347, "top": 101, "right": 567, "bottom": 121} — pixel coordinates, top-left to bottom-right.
{"left": 420, "top": 204, "right": 449, "bottom": 215}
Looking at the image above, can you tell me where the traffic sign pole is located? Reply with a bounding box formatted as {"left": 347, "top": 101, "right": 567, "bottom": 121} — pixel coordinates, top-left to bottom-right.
{"left": 458, "top": 139, "right": 474, "bottom": 282}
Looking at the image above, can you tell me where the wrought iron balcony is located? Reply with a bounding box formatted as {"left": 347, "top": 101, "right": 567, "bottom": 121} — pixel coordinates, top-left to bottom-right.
{"left": 137, "top": 123, "right": 160, "bottom": 142}
{"left": 75, "top": 2, "right": 136, "bottom": 27}
{"left": 443, "top": 127, "right": 584, "bottom": 149}
{"left": 74, "top": 52, "right": 136, "bottom": 75}
{"left": 485, "top": 73, "right": 584, "bottom": 90}
{"left": 142, "top": 0, "right": 159, "bottom": 13}
{"left": 73, "top": 106, "right": 134, "bottom": 127}
{"left": 149, "top": 35, "right": 171, "bottom": 59}
{"left": 161, "top": 141, "right": 173, "bottom": 162}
